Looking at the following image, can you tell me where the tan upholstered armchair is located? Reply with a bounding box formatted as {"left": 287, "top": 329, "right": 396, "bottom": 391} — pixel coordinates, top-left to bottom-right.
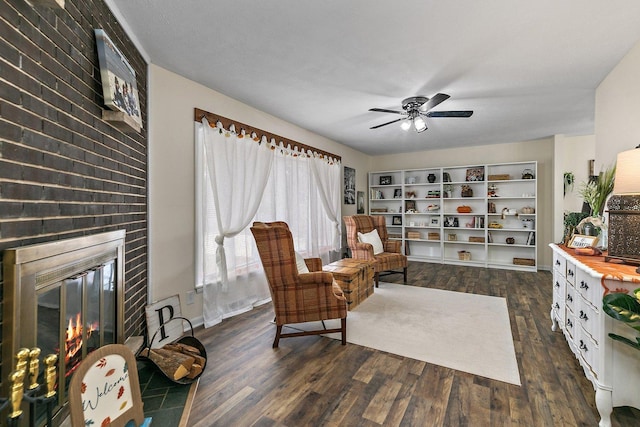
{"left": 250, "top": 221, "right": 347, "bottom": 348}
{"left": 343, "top": 215, "right": 408, "bottom": 287}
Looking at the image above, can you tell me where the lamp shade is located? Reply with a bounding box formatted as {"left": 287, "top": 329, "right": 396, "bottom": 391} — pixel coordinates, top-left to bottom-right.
{"left": 613, "top": 148, "right": 640, "bottom": 195}
{"left": 414, "top": 116, "right": 427, "bottom": 133}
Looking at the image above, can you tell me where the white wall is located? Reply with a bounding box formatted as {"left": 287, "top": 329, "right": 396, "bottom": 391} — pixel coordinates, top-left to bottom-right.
{"left": 559, "top": 135, "right": 596, "bottom": 212}
{"left": 595, "top": 40, "right": 640, "bottom": 169}
{"left": 551, "top": 134, "right": 595, "bottom": 243}
{"left": 370, "top": 139, "right": 555, "bottom": 269}
{"left": 149, "top": 65, "right": 372, "bottom": 323}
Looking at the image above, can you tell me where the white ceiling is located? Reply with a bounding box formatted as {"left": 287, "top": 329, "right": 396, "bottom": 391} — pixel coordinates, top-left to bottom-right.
{"left": 109, "top": 0, "right": 640, "bottom": 156}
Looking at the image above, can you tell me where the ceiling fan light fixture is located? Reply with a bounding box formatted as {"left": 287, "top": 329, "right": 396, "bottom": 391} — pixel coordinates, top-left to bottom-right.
{"left": 414, "top": 116, "right": 427, "bottom": 132}
{"left": 369, "top": 93, "right": 471, "bottom": 133}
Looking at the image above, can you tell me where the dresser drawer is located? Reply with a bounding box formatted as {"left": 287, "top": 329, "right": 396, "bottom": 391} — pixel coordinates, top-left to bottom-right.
{"left": 553, "top": 270, "right": 565, "bottom": 302}
{"left": 576, "top": 269, "right": 602, "bottom": 310}
{"left": 576, "top": 296, "right": 599, "bottom": 344}
{"left": 565, "top": 281, "right": 576, "bottom": 316}
{"left": 566, "top": 260, "right": 577, "bottom": 285}
{"left": 565, "top": 310, "right": 576, "bottom": 341}
{"left": 553, "top": 251, "right": 566, "bottom": 274}
{"left": 576, "top": 325, "right": 599, "bottom": 380}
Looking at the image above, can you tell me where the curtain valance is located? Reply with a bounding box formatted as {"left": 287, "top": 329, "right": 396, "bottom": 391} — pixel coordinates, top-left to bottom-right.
{"left": 194, "top": 108, "right": 341, "bottom": 163}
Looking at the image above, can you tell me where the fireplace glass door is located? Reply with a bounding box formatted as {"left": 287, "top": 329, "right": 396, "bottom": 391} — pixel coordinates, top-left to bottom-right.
{"left": 35, "top": 260, "right": 116, "bottom": 413}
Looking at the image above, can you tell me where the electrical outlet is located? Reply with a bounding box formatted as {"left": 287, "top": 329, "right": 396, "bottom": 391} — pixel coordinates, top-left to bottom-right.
{"left": 186, "top": 290, "right": 195, "bottom": 305}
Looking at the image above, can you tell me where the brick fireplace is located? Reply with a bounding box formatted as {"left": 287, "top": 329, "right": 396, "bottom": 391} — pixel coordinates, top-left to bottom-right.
{"left": 2, "top": 230, "right": 126, "bottom": 424}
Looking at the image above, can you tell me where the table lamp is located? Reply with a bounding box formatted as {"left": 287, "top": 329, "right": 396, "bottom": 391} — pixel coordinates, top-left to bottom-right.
{"left": 606, "top": 147, "right": 640, "bottom": 273}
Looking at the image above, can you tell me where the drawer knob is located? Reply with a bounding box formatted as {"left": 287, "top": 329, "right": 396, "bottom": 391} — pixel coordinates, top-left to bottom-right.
{"left": 555, "top": 281, "right": 560, "bottom": 288}
{"left": 580, "top": 281, "right": 589, "bottom": 290}
{"left": 556, "top": 260, "right": 561, "bottom": 266}
{"left": 554, "top": 302, "right": 560, "bottom": 309}
{"left": 567, "top": 294, "right": 573, "bottom": 302}
{"left": 579, "top": 311, "right": 589, "bottom": 321}
{"left": 567, "top": 319, "right": 573, "bottom": 328}
{"left": 568, "top": 270, "right": 574, "bottom": 277}
{"left": 579, "top": 340, "right": 588, "bottom": 352}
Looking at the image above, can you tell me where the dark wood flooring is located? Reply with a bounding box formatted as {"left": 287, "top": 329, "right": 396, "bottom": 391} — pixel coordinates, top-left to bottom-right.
{"left": 188, "top": 262, "right": 640, "bottom": 426}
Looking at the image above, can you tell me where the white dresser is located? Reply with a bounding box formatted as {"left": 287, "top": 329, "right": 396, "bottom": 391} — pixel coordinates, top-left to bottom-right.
{"left": 550, "top": 244, "right": 640, "bottom": 427}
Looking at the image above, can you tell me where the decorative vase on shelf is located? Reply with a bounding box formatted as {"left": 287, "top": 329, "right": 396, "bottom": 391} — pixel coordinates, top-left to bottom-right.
{"left": 428, "top": 173, "right": 436, "bottom": 183}
{"left": 596, "top": 215, "right": 608, "bottom": 250}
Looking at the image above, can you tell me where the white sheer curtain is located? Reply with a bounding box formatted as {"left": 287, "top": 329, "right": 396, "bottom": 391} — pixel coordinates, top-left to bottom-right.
{"left": 309, "top": 153, "right": 342, "bottom": 251}
{"left": 195, "top": 120, "right": 342, "bottom": 327}
{"left": 257, "top": 144, "right": 341, "bottom": 264}
{"left": 197, "top": 119, "right": 274, "bottom": 327}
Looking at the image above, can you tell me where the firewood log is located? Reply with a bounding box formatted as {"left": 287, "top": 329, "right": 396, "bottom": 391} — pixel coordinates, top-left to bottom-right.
{"left": 164, "top": 343, "right": 206, "bottom": 367}
{"left": 145, "top": 348, "right": 194, "bottom": 381}
{"left": 154, "top": 348, "right": 195, "bottom": 370}
{"left": 165, "top": 342, "right": 200, "bottom": 355}
{"left": 187, "top": 363, "right": 202, "bottom": 379}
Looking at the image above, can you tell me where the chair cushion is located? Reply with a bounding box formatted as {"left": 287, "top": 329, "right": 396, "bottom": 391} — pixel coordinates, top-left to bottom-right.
{"left": 295, "top": 251, "right": 310, "bottom": 274}
{"left": 373, "top": 251, "right": 408, "bottom": 272}
{"left": 357, "top": 229, "right": 384, "bottom": 255}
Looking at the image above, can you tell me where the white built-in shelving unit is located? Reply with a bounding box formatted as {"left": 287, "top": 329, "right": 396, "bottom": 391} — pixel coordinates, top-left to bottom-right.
{"left": 368, "top": 161, "right": 537, "bottom": 271}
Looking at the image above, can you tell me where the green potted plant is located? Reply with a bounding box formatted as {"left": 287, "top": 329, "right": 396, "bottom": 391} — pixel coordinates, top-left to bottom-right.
{"left": 576, "top": 164, "right": 616, "bottom": 248}
{"left": 562, "top": 211, "right": 589, "bottom": 245}
{"left": 577, "top": 164, "right": 616, "bottom": 217}
{"left": 603, "top": 288, "right": 640, "bottom": 351}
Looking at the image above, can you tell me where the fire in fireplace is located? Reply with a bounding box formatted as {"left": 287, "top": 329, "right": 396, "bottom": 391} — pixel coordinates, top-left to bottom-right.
{"left": 2, "top": 230, "right": 126, "bottom": 425}
{"left": 64, "top": 312, "right": 98, "bottom": 371}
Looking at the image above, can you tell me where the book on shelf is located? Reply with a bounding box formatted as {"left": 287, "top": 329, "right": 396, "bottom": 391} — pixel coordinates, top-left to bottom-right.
{"left": 470, "top": 216, "right": 484, "bottom": 228}
{"left": 370, "top": 189, "right": 385, "bottom": 200}
{"left": 526, "top": 231, "right": 535, "bottom": 245}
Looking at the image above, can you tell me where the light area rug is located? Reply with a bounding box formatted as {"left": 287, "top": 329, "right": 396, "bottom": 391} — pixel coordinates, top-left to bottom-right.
{"left": 288, "top": 282, "right": 521, "bottom": 386}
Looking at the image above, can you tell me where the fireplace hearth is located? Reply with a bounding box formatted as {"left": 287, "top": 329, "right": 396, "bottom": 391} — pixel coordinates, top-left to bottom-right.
{"left": 2, "top": 230, "right": 126, "bottom": 425}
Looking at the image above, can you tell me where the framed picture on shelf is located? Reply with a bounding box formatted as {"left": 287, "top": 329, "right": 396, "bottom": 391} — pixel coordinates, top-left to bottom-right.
{"left": 430, "top": 217, "right": 440, "bottom": 226}
{"left": 379, "top": 176, "right": 392, "bottom": 185}
{"left": 392, "top": 215, "right": 402, "bottom": 225}
{"left": 405, "top": 200, "right": 416, "bottom": 212}
{"left": 567, "top": 234, "right": 597, "bottom": 248}
{"left": 465, "top": 167, "right": 485, "bottom": 182}
{"left": 95, "top": 29, "right": 143, "bottom": 130}
{"left": 394, "top": 189, "right": 402, "bottom": 198}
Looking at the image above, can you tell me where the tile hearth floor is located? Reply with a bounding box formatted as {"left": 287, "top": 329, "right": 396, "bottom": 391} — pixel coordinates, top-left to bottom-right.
{"left": 137, "top": 359, "right": 195, "bottom": 426}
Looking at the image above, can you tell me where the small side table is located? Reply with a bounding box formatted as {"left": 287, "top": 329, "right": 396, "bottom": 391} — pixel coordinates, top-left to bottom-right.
{"left": 323, "top": 259, "right": 374, "bottom": 310}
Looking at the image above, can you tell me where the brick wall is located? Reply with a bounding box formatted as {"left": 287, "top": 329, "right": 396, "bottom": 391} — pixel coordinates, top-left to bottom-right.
{"left": 0, "top": 0, "right": 148, "bottom": 382}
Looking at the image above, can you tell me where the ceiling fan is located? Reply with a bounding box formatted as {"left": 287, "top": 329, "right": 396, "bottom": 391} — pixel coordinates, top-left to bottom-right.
{"left": 369, "top": 93, "right": 473, "bottom": 133}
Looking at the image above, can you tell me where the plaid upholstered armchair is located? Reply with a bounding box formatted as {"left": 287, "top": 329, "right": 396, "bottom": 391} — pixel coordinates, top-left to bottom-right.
{"left": 250, "top": 221, "right": 347, "bottom": 348}
{"left": 343, "top": 215, "right": 408, "bottom": 287}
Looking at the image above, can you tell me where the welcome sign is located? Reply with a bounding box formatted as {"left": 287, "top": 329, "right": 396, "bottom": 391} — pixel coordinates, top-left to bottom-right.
{"left": 69, "top": 344, "right": 146, "bottom": 427}
{"left": 81, "top": 354, "right": 134, "bottom": 425}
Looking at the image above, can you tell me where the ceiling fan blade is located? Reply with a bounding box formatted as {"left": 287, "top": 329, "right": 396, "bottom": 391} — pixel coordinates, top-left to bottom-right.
{"left": 369, "top": 108, "right": 404, "bottom": 115}
{"left": 370, "top": 118, "right": 403, "bottom": 129}
{"left": 419, "top": 93, "right": 450, "bottom": 112}
{"left": 426, "top": 110, "right": 474, "bottom": 118}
